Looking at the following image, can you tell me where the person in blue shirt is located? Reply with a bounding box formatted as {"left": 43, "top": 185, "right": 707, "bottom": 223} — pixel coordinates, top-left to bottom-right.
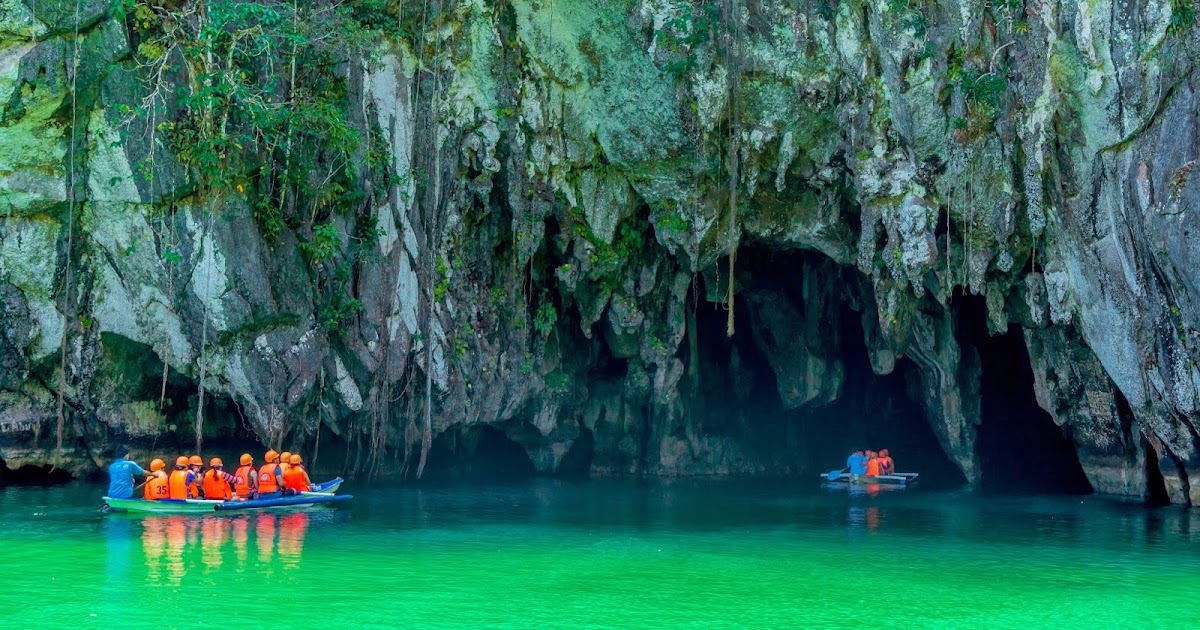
{"left": 106, "top": 445, "right": 151, "bottom": 499}
{"left": 846, "top": 449, "right": 868, "bottom": 479}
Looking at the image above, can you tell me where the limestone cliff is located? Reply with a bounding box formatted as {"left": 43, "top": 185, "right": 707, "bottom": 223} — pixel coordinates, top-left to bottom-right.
{"left": 1, "top": 0, "right": 1198, "bottom": 503}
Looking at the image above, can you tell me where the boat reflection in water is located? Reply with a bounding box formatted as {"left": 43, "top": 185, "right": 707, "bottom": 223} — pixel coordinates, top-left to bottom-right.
{"left": 128, "top": 511, "right": 320, "bottom": 579}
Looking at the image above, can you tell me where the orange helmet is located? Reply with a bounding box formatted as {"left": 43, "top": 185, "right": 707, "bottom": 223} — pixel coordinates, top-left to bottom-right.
{"left": 150, "top": 458, "right": 165, "bottom": 472}
{"left": 210, "top": 457, "right": 223, "bottom": 467}
{"left": 290, "top": 454, "right": 301, "bottom": 465}
{"left": 189, "top": 455, "right": 203, "bottom": 466}
{"left": 175, "top": 456, "right": 189, "bottom": 467}
{"left": 280, "top": 452, "right": 292, "bottom": 464}
{"left": 240, "top": 453, "right": 253, "bottom": 466}
{"left": 265, "top": 449, "right": 279, "bottom": 463}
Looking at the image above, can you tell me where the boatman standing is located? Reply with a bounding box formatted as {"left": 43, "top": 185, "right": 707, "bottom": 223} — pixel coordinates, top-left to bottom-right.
{"left": 106, "top": 445, "right": 152, "bottom": 499}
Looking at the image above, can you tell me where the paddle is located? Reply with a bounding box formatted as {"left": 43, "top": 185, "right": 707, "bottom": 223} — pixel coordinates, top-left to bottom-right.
{"left": 826, "top": 467, "right": 848, "bottom": 481}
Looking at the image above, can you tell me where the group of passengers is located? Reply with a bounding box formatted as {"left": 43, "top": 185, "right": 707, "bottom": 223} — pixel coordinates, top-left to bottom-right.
{"left": 845, "top": 449, "right": 894, "bottom": 478}
{"left": 107, "top": 445, "right": 312, "bottom": 501}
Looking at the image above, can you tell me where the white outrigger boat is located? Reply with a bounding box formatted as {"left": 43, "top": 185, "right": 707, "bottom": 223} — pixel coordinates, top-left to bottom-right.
{"left": 820, "top": 472, "right": 919, "bottom": 486}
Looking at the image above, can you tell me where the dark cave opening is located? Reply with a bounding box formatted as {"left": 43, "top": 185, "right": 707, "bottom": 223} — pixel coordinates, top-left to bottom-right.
{"left": 1144, "top": 438, "right": 1172, "bottom": 506}
{"left": 956, "top": 296, "right": 1092, "bottom": 495}
{"left": 422, "top": 423, "right": 536, "bottom": 482}
{"left": 683, "top": 247, "right": 965, "bottom": 484}
{"left": 0, "top": 457, "right": 74, "bottom": 486}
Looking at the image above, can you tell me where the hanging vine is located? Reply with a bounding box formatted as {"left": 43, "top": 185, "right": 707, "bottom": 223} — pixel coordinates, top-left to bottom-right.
{"left": 723, "top": 0, "right": 742, "bottom": 337}
{"left": 110, "top": 0, "right": 394, "bottom": 453}
{"left": 56, "top": 0, "right": 84, "bottom": 460}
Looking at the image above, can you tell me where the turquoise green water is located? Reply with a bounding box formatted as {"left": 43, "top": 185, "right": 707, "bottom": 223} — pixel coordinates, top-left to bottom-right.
{"left": 1, "top": 479, "right": 1197, "bottom": 629}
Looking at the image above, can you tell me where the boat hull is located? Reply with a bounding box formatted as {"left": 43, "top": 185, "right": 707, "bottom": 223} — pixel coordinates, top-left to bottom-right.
{"left": 310, "top": 477, "right": 342, "bottom": 494}
{"left": 104, "top": 493, "right": 352, "bottom": 514}
{"left": 820, "top": 472, "right": 918, "bottom": 486}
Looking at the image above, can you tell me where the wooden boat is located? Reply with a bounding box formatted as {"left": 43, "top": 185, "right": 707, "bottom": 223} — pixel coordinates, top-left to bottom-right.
{"left": 104, "top": 492, "right": 352, "bottom": 514}
{"left": 820, "top": 472, "right": 919, "bottom": 486}
{"left": 104, "top": 479, "right": 350, "bottom": 514}
{"left": 310, "top": 477, "right": 343, "bottom": 494}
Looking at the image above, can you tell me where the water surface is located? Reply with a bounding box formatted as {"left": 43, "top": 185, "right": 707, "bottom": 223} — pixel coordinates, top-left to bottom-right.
{"left": 0, "top": 479, "right": 1196, "bottom": 628}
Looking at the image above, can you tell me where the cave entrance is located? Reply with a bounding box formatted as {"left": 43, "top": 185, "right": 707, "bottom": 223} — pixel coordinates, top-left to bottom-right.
{"left": 957, "top": 296, "right": 1092, "bottom": 494}
{"left": 422, "top": 424, "right": 535, "bottom": 482}
{"left": 1144, "top": 438, "right": 1172, "bottom": 506}
{"left": 0, "top": 457, "right": 74, "bottom": 486}
{"left": 684, "top": 246, "right": 964, "bottom": 483}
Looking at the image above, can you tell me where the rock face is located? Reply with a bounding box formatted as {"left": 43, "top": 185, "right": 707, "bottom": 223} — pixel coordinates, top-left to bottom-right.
{"left": 1, "top": 0, "right": 1199, "bottom": 503}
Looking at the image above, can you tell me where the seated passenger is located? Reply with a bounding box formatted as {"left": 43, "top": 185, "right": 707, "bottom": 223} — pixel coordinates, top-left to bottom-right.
{"left": 878, "top": 449, "right": 894, "bottom": 475}
{"left": 279, "top": 451, "right": 293, "bottom": 477}
{"left": 202, "top": 458, "right": 238, "bottom": 501}
{"left": 865, "top": 451, "right": 881, "bottom": 477}
{"left": 234, "top": 453, "right": 257, "bottom": 499}
{"left": 144, "top": 459, "right": 169, "bottom": 501}
{"left": 167, "top": 456, "right": 194, "bottom": 500}
{"left": 188, "top": 455, "right": 204, "bottom": 498}
{"left": 283, "top": 454, "right": 311, "bottom": 493}
{"left": 257, "top": 450, "right": 285, "bottom": 499}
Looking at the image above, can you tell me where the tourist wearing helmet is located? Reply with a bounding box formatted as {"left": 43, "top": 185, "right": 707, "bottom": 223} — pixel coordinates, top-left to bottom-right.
{"left": 234, "top": 453, "right": 257, "bottom": 499}
{"left": 279, "top": 452, "right": 293, "bottom": 477}
{"left": 202, "top": 457, "right": 238, "bottom": 501}
{"left": 106, "top": 444, "right": 153, "bottom": 500}
{"left": 257, "top": 450, "right": 286, "bottom": 498}
{"left": 283, "top": 454, "right": 311, "bottom": 493}
{"left": 187, "top": 455, "right": 204, "bottom": 498}
{"left": 168, "top": 456, "right": 195, "bottom": 500}
{"left": 143, "top": 458, "right": 170, "bottom": 500}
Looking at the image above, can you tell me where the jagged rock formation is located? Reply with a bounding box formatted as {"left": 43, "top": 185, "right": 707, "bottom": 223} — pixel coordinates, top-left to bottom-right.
{"left": 2, "top": 0, "right": 1199, "bottom": 503}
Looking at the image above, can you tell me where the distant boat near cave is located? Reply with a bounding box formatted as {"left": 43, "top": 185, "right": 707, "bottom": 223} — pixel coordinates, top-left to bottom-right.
{"left": 820, "top": 472, "right": 919, "bottom": 487}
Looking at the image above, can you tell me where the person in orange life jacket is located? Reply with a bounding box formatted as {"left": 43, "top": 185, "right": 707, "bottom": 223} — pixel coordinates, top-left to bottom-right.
{"left": 233, "top": 453, "right": 257, "bottom": 500}
{"left": 257, "top": 450, "right": 287, "bottom": 499}
{"left": 202, "top": 458, "right": 239, "bottom": 501}
{"left": 283, "top": 454, "right": 311, "bottom": 493}
{"left": 187, "top": 455, "right": 204, "bottom": 498}
{"left": 279, "top": 452, "right": 292, "bottom": 477}
{"left": 144, "top": 458, "right": 170, "bottom": 501}
{"left": 865, "top": 451, "right": 881, "bottom": 477}
{"left": 167, "top": 456, "right": 195, "bottom": 499}
{"left": 878, "top": 449, "right": 894, "bottom": 475}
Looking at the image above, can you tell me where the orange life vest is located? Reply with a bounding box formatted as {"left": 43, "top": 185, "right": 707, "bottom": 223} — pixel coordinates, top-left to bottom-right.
{"left": 865, "top": 458, "right": 881, "bottom": 477}
{"left": 168, "top": 469, "right": 191, "bottom": 499}
{"left": 283, "top": 465, "right": 310, "bottom": 493}
{"left": 144, "top": 471, "right": 169, "bottom": 500}
{"left": 234, "top": 465, "right": 255, "bottom": 498}
{"left": 257, "top": 463, "right": 280, "bottom": 493}
{"left": 188, "top": 470, "right": 201, "bottom": 498}
{"left": 203, "top": 469, "right": 232, "bottom": 501}
{"left": 279, "top": 462, "right": 291, "bottom": 476}
{"left": 879, "top": 456, "right": 894, "bottom": 474}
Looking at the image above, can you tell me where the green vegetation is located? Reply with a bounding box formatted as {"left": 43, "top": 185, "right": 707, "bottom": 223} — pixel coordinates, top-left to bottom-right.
{"left": 947, "top": 48, "right": 1008, "bottom": 142}
{"left": 534, "top": 298, "right": 558, "bottom": 338}
{"left": 1169, "top": 0, "right": 1197, "bottom": 35}
{"left": 112, "top": 0, "right": 398, "bottom": 340}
